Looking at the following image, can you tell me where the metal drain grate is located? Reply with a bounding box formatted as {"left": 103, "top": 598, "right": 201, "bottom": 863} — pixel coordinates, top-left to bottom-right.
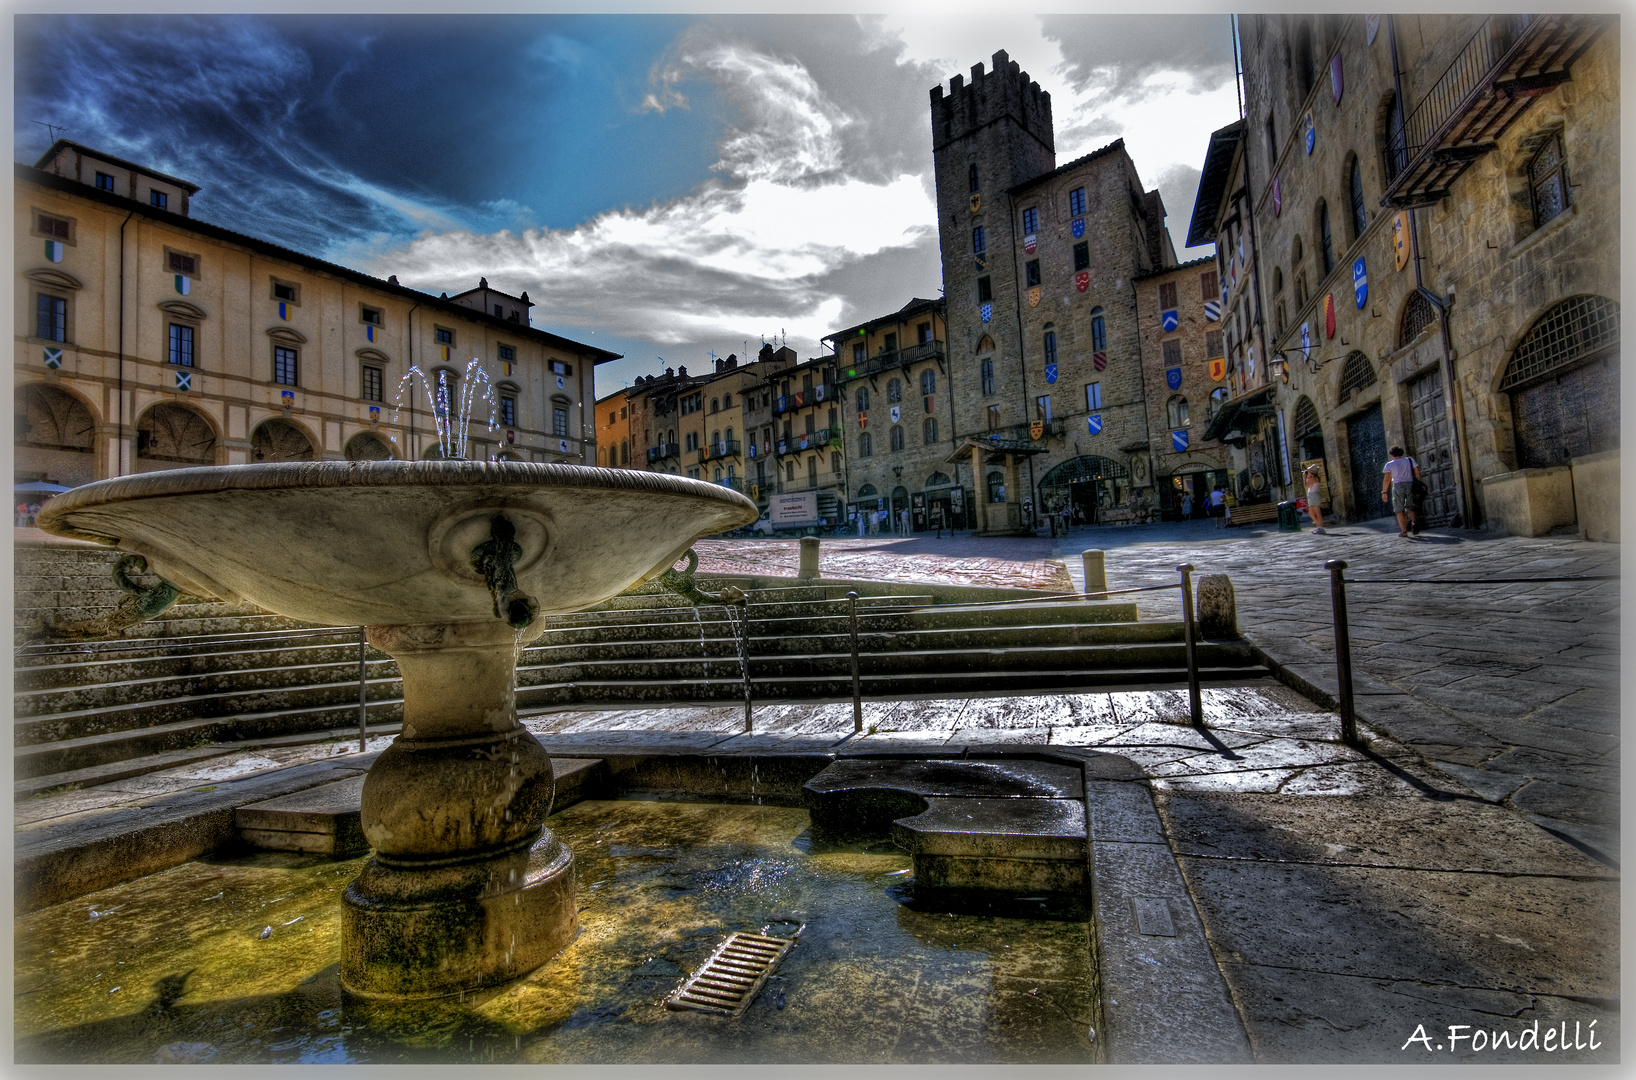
{"left": 664, "top": 931, "right": 795, "bottom": 1017}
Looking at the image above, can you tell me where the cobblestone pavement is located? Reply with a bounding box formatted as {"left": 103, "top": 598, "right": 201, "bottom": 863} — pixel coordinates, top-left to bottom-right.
{"left": 691, "top": 536, "right": 1075, "bottom": 591}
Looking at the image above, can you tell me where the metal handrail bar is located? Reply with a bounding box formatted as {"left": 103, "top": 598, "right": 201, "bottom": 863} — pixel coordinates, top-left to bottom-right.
{"left": 14, "top": 624, "right": 363, "bottom": 658}
{"left": 1343, "top": 574, "right": 1617, "bottom": 585}
{"left": 851, "top": 583, "right": 1181, "bottom": 616}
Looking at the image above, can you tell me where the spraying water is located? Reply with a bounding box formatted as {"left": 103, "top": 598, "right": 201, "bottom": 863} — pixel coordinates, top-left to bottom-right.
{"left": 394, "top": 359, "right": 500, "bottom": 460}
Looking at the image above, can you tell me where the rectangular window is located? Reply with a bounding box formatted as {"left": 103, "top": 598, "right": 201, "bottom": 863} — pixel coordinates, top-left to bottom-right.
{"left": 972, "top": 225, "right": 986, "bottom": 253}
{"left": 500, "top": 396, "right": 517, "bottom": 426}
{"left": 149, "top": 190, "right": 168, "bottom": 210}
{"left": 977, "top": 276, "right": 993, "bottom": 303}
{"left": 272, "top": 281, "right": 299, "bottom": 303}
{"left": 1159, "top": 281, "right": 1179, "bottom": 310}
{"left": 33, "top": 211, "right": 73, "bottom": 241}
{"left": 883, "top": 333, "right": 897, "bottom": 353}
{"left": 981, "top": 358, "right": 995, "bottom": 396}
{"left": 852, "top": 342, "right": 865, "bottom": 364}
{"left": 549, "top": 360, "right": 572, "bottom": 375}
{"left": 167, "top": 250, "right": 199, "bottom": 277}
{"left": 494, "top": 304, "right": 504, "bottom": 317}
{"left": 917, "top": 321, "right": 932, "bottom": 344}
{"left": 362, "top": 364, "right": 383, "bottom": 402}
{"left": 361, "top": 306, "right": 384, "bottom": 326}
{"left": 498, "top": 343, "right": 515, "bottom": 361}
{"left": 1205, "top": 330, "right": 1224, "bottom": 358}
{"left": 986, "top": 404, "right": 1002, "bottom": 430}
{"left": 96, "top": 172, "right": 116, "bottom": 192}
{"left": 1073, "top": 242, "right": 1089, "bottom": 271}
{"left": 274, "top": 346, "right": 299, "bottom": 386}
{"left": 36, "top": 294, "right": 66, "bottom": 342}
{"left": 1162, "top": 339, "right": 1183, "bottom": 365}
{"left": 1200, "top": 270, "right": 1218, "bottom": 301}
{"left": 435, "top": 327, "right": 454, "bottom": 345}
{"left": 1025, "top": 260, "right": 1040, "bottom": 287}
{"left": 1036, "top": 395, "right": 1052, "bottom": 421}
{"left": 1043, "top": 330, "right": 1057, "bottom": 364}
{"left": 1022, "top": 206, "right": 1038, "bottom": 234}
{"left": 553, "top": 407, "right": 569, "bottom": 437}
{"left": 168, "top": 323, "right": 194, "bottom": 366}
{"left": 1068, "top": 187, "right": 1086, "bottom": 216}
{"left": 1085, "top": 382, "right": 1103, "bottom": 410}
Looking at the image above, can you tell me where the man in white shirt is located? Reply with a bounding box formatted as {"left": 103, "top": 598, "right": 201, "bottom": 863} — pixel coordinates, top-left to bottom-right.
{"left": 1380, "top": 446, "right": 1423, "bottom": 537}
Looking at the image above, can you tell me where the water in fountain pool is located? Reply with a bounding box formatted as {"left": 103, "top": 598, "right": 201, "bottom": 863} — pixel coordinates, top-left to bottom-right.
{"left": 15, "top": 800, "right": 1099, "bottom": 1064}
{"left": 391, "top": 359, "right": 499, "bottom": 460}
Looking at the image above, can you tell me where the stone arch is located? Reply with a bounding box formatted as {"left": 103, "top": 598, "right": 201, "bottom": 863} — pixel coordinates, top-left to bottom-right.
{"left": 1500, "top": 295, "right": 1619, "bottom": 469}
{"left": 925, "top": 471, "right": 953, "bottom": 488}
{"left": 250, "top": 417, "right": 316, "bottom": 463}
{"left": 137, "top": 401, "right": 218, "bottom": 467}
{"left": 345, "top": 430, "right": 395, "bottom": 461}
{"left": 16, "top": 383, "right": 97, "bottom": 451}
{"left": 976, "top": 334, "right": 996, "bottom": 354}
{"left": 1336, "top": 350, "right": 1377, "bottom": 403}
{"left": 1292, "top": 394, "right": 1324, "bottom": 460}
{"left": 1399, "top": 291, "right": 1438, "bottom": 348}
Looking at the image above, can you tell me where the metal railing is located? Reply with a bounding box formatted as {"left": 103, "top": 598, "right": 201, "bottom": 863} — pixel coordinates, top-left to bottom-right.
{"left": 1324, "top": 559, "right": 1617, "bottom": 744}
{"left": 647, "top": 442, "right": 679, "bottom": 463}
{"left": 1385, "top": 14, "right": 1533, "bottom": 179}
{"left": 841, "top": 340, "right": 946, "bottom": 382}
{"left": 773, "top": 385, "right": 835, "bottom": 415}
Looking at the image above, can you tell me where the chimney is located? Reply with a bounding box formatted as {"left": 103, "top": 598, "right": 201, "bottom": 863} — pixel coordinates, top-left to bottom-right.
{"left": 678, "top": 365, "right": 688, "bottom": 377}
{"left": 479, "top": 276, "right": 488, "bottom": 289}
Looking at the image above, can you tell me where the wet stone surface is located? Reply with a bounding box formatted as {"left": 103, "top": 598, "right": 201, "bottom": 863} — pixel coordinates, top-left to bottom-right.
{"left": 15, "top": 799, "right": 1099, "bottom": 1064}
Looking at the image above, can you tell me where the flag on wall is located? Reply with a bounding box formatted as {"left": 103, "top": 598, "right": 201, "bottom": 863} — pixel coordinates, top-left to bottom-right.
{"left": 1204, "top": 300, "right": 1221, "bottom": 322}
{"left": 980, "top": 303, "right": 993, "bottom": 322}
{"left": 1023, "top": 234, "right": 1037, "bottom": 254}
{"left": 890, "top": 405, "right": 900, "bottom": 423}
{"left": 1353, "top": 256, "right": 1369, "bottom": 309}
{"left": 1028, "top": 287, "right": 1041, "bottom": 307}
{"left": 1045, "top": 364, "right": 1057, "bottom": 384}
{"left": 1208, "top": 357, "right": 1226, "bottom": 381}
{"left": 1304, "top": 110, "right": 1316, "bottom": 155}
{"left": 1162, "top": 309, "right": 1179, "bottom": 332}
{"left": 44, "top": 240, "right": 64, "bottom": 262}
{"left": 1324, "top": 294, "right": 1337, "bottom": 339}
{"left": 366, "top": 325, "right": 377, "bottom": 342}
{"left": 277, "top": 301, "right": 290, "bottom": 320}
{"left": 858, "top": 411, "right": 867, "bottom": 429}
{"left": 1086, "top": 415, "right": 1103, "bottom": 435}
{"left": 1393, "top": 211, "right": 1412, "bottom": 271}
{"left": 175, "top": 370, "right": 192, "bottom": 391}
{"left": 1093, "top": 351, "right": 1107, "bottom": 371}
{"left": 1075, "top": 272, "right": 1089, "bottom": 292}
{"left": 1072, "top": 218, "right": 1085, "bottom": 238}
{"left": 43, "top": 347, "right": 62, "bottom": 369}
{"left": 1172, "top": 430, "right": 1189, "bottom": 452}
{"left": 1166, "top": 367, "right": 1182, "bottom": 390}
{"left": 175, "top": 275, "right": 190, "bottom": 295}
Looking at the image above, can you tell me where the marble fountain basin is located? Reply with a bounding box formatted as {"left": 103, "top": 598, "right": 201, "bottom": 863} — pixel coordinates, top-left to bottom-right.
{"left": 34, "top": 460, "right": 759, "bottom": 626}
{"left": 35, "top": 459, "right": 759, "bottom": 999}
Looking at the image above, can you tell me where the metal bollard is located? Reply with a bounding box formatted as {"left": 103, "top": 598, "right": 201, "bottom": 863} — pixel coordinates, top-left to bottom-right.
{"left": 847, "top": 591, "right": 863, "bottom": 733}
{"left": 357, "top": 626, "right": 368, "bottom": 753}
{"left": 1178, "top": 564, "right": 1203, "bottom": 727}
{"left": 1081, "top": 549, "right": 1107, "bottom": 597}
{"left": 1327, "top": 559, "right": 1359, "bottom": 745}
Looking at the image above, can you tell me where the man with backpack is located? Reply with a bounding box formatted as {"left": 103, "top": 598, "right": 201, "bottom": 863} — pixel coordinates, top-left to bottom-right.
{"left": 1381, "top": 446, "right": 1423, "bottom": 537}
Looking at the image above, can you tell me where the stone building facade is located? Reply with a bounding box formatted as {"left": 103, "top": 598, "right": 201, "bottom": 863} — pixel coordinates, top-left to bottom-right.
{"left": 16, "top": 141, "right": 616, "bottom": 492}
{"left": 931, "top": 51, "right": 1180, "bottom": 531}
{"left": 1131, "top": 256, "right": 1234, "bottom": 517}
{"left": 826, "top": 298, "right": 961, "bottom": 529}
{"left": 1197, "top": 14, "right": 1617, "bottom": 533}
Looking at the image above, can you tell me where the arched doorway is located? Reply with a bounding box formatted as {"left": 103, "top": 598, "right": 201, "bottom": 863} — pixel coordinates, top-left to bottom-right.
{"left": 1501, "top": 295, "right": 1619, "bottom": 469}
{"left": 250, "top": 418, "right": 314, "bottom": 463}
{"left": 16, "top": 384, "right": 98, "bottom": 486}
{"left": 1037, "top": 456, "right": 1129, "bottom": 525}
{"left": 137, "top": 402, "right": 216, "bottom": 473}
{"left": 923, "top": 470, "right": 958, "bottom": 530}
{"left": 345, "top": 431, "right": 394, "bottom": 461}
{"left": 1162, "top": 466, "right": 1231, "bottom": 520}
{"left": 890, "top": 485, "right": 910, "bottom": 529}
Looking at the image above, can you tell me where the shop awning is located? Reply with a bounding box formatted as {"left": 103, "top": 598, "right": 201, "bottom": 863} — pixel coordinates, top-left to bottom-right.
{"left": 1202, "top": 386, "right": 1274, "bottom": 442}
{"left": 944, "top": 435, "right": 1051, "bottom": 465}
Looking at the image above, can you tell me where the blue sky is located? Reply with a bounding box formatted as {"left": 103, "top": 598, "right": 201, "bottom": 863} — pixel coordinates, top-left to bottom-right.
{"left": 15, "top": 14, "right": 1241, "bottom": 396}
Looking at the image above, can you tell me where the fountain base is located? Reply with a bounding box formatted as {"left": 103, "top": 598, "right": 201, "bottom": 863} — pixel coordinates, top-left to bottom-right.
{"left": 340, "top": 830, "right": 577, "bottom": 999}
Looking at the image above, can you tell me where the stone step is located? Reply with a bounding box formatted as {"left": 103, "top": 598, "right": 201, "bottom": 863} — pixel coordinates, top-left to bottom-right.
{"left": 14, "top": 633, "right": 373, "bottom": 691}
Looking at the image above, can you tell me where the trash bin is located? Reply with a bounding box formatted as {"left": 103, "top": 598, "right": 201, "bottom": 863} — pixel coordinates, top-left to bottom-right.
{"left": 1277, "top": 500, "right": 1300, "bottom": 532}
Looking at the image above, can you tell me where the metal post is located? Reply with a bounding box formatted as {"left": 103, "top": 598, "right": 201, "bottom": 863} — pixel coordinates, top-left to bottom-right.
{"left": 357, "top": 626, "right": 368, "bottom": 754}
{"left": 1327, "top": 559, "right": 1358, "bottom": 745}
{"left": 1178, "top": 564, "right": 1203, "bottom": 727}
{"left": 846, "top": 591, "right": 863, "bottom": 733}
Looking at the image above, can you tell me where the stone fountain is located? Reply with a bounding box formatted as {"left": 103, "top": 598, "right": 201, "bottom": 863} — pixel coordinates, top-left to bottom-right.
{"left": 36, "top": 460, "right": 757, "bottom": 998}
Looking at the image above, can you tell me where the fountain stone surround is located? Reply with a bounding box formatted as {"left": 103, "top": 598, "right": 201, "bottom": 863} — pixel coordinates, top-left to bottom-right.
{"left": 35, "top": 460, "right": 759, "bottom": 998}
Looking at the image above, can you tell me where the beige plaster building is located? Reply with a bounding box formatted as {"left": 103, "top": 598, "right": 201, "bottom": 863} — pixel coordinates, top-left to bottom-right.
{"left": 1196, "top": 15, "right": 1617, "bottom": 534}
{"left": 16, "top": 141, "right": 617, "bottom": 493}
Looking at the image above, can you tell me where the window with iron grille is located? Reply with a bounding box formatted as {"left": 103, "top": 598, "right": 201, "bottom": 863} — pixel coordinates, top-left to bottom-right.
{"left": 167, "top": 251, "right": 199, "bottom": 277}
{"left": 498, "top": 343, "right": 515, "bottom": 361}
{"left": 1205, "top": 330, "right": 1224, "bottom": 358}
{"left": 362, "top": 364, "right": 382, "bottom": 402}
{"left": 1293, "top": 395, "right": 1320, "bottom": 439}
{"left": 856, "top": 387, "right": 869, "bottom": 411}
{"left": 859, "top": 432, "right": 873, "bottom": 457}
{"left": 1022, "top": 207, "right": 1038, "bottom": 234}
{"left": 34, "top": 212, "right": 72, "bottom": 240}
{"left": 968, "top": 164, "right": 979, "bottom": 193}
{"left": 1090, "top": 309, "right": 1107, "bottom": 352}
{"left": 972, "top": 226, "right": 986, "bottom": 254}
{"left": 274, "top": 346, "right": 299, "bottom": 386}
{"left": 1043, "top": 329, "right": 1057, "bottom": 365}
{"left": 921, "top": 370, "right": 936, "bottom": 395}
{"left": 36, "top": 294, "right": 66, "bottom": 342}
{"left": 500, "top": 395, "right": 516, "bottom": 426}
{"left": 435, "top": 327, "right": 454, "bottom": 345}
{"left": 1399, "top": 292, "right": 1437, "bottom": 346}
{"left": 1336, "top": 351, "right": 1377, "bottom": 401}
{"left": 1026, "top": 259, "right": 1040, "bottom": 287}
{"left": 168, "top": 323, "right": 194, "bottom": 366}
{"left": 1073, "top": 242, "right": 1089, "bottom": 271}
{"left": 981, "top": 358, "right": 995, "bottom": 396}
{"left": 1162, "top": 339, "right": 1182, "bottom": 366}
{"left": 888, "top": 378, "right": 903, "bottom": 403}
{"left": 924, "top": 417, "right": 938, "bottom": 444}
{"left": 553, "top": 406, "right": 569, "bottom": 436}
{"left": 1499, "top": 295, "right": 1619, "bottom": 392}
{"left": 1068, "top": 187, "right": 1086, "bottom": 216}
{"left": 1201, "top": 270, "right": 1218, "bottom": 301}
{"left": 1529, "top": 132, "right": 1570, "bottom": 229}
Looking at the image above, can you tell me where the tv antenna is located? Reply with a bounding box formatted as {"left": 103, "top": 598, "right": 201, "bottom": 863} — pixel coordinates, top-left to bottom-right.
{"left": 31, "top": 120, "right": 66, "bottom": 144}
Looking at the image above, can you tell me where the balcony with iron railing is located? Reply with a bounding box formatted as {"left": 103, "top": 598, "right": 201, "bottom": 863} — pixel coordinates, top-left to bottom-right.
{"left": 697, "top": 439, "right": 742, "bottom": 464}
{"left": 772, "top": 384, "right": 835, "bottom": 415}
{"left": 647, "top": 442, "right": 680, "bottom": 463}
{"left": 1381, "top": 14, "right": 1607, "bottom": 207}
{"left": 839, "top": 339, "right": 946, "bottom": 382}
{"left": 774, "top": 426, "right": 842, "bottom": 457}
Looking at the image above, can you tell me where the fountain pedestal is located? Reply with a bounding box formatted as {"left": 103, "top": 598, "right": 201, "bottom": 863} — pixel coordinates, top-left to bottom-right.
{"left": 341, "top": 619, "right": 575, "bottom": 998}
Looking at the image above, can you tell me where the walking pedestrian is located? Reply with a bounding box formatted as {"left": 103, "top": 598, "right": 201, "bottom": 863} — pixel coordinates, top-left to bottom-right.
{"left": 1208, "top": 486, "right": 1227, "bottom": 528}
{"left": 1180, "top": 493, "right": 1193, "bottom": 520}
{"left": 1304, "top": 465, "right": 1326, "bottom": 534}
{"left": 1381, "top": 446, "right": 1423, "bottom": 537}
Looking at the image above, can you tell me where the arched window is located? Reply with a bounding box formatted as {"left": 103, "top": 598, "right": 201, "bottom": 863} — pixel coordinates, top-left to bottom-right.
{"left": 1529, "top": 131, "right": 1570, "bottom": 228}
{"left": 1167, "top": 396, "right": 1190, "bottom": 428}
{"left": 1347, "top": 156, "right": 1367, "bottom": 240}
{"left": 1293, "top": 394, "right": 1323, "bottom": 459}
{"left": 976, "top": 334, "right": 995, "bottom": 354}
{"left": 858, "top": 483, "right": 878, "bottom": 497}
{"left": 926, "top": 471, "right": 952, "bottom": 487}
{"left": 969, "top": 163, "right": 980, "bottom": 193}
{"left": 710, "top": 397, "right": 719, "bottom": 413}
{"left": 1293, "top": 235, "right": 1303, "bottom": 265}
{"left": 1273, "top": 267, "right": 1283, "bottom": 293}
{"left": 621, "top": 439, "right": 630, "bottom": 465}
{"left": 1090, "top": 308, "right": 1107, "bottom": 352}
{"left": 250, "top": 418, "right": 314, "bottom": 463}
{"left": 1043, "top": 325, "right": 1057, "bottom": 364}
{"left": 1503, "top": 295, "right": 1619, "bottom": 468}
{"left": 987, "top": 470, "right": 1006, "bottom": 503}
{"left": 980, "top": 358, "right": 995, "bottom": 395}
{"left": 1209, "top": 387, "right": 1230, "bottom": 420}
{"left": 923, "top": 417, "right": 938, "bottom": 444}
{"left": 887, "top": 378, "right": 902, "bottom": 403}
{"left": 972, "top": 225, "right": 986, "bottom": 254}
{"left": 1294, "top": 21, "right": 1315, "bottom": 101}
{"left": 1399, "top": 292, "right": 1437, "bottom": 347}
{"left": 856, "top": 387, "right": 870, "bottom": 411}
{"left": 890, "top": 425, "right": 905, "bottom": 452}
{"left": 1318, "top": 200, "right": 1335, "bottom": 274}
{"left": 786, "top": 461, "right": 796, "bottom": 481}
{"left": 725, "top": 426, "right": 734, "bottom": 444}
{"left": 1499, "top": 295, "right": 1619, "bottom": 392}
{"left": 1382, "top": 91, "right": 1407, "bottom": 181}
{"left": 714, "top": 467, "right": 723, "bottom": 482}
{"left": 1337, "top": 351, "right": 1378, "bottom": 401}
{"left": 920, "top": 370, "right": 936, "bottom": 395}
{"left": 859, "top": 432, "right": 874, "bottom": 457}
{"left": 18, "top": 384, "right": 96, "bottom": 454}
{"left": 721, "top": 392, "right": 732, "bottom": 408}
{"left": 711, "top": 429, "right": 720, "bottom": 447}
